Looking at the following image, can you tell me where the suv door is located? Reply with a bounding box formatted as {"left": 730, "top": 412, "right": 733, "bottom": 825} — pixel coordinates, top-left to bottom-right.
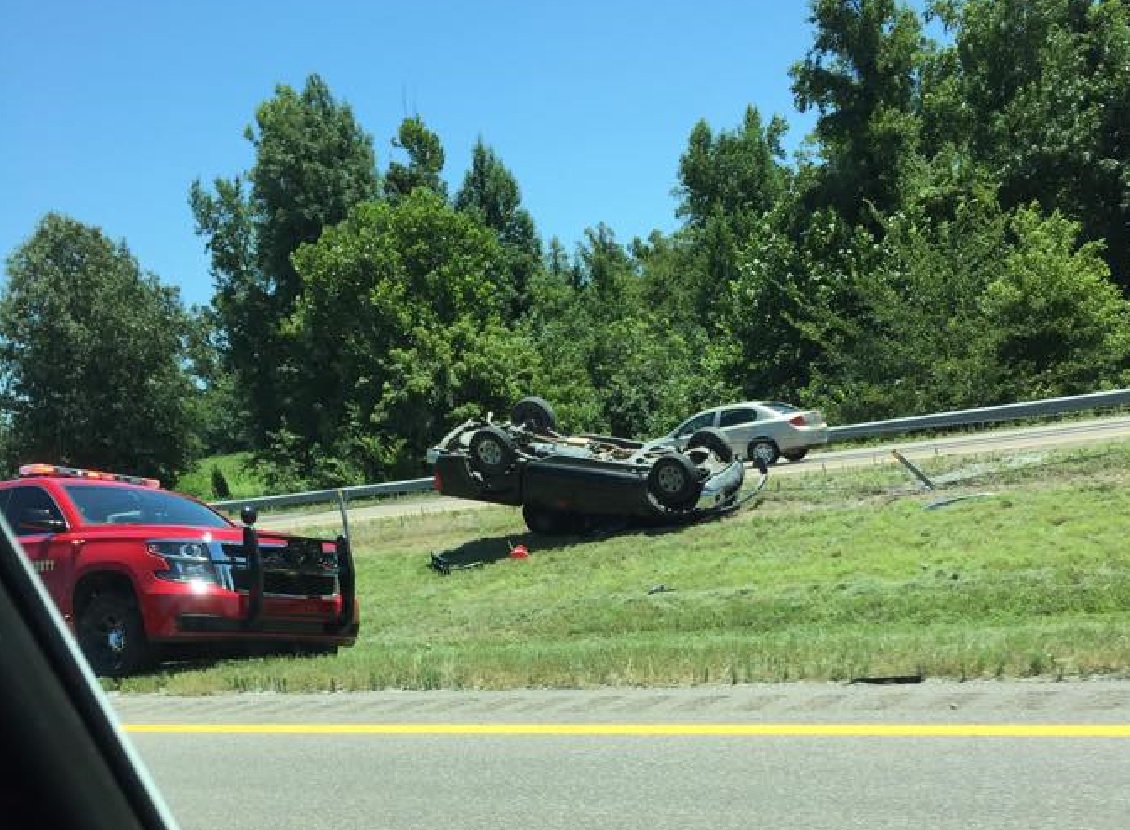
{"left": 3, "top": 485, "right": 72, "bottom": 608}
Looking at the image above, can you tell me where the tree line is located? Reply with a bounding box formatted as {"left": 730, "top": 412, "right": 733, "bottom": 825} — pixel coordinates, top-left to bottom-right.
{"left": 2, "top": 0, "right": 1128, "bottom": 489}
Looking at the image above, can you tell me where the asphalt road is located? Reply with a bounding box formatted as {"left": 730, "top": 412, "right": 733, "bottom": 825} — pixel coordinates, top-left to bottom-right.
{"left": 123, "top": 419, "right": 1130, "bottom": 827}
{"left": 252, "top": 415, "right": 1130, "bottom": 533}
{"left": 117, "top": 681, "right": 1130, "bottom": 830}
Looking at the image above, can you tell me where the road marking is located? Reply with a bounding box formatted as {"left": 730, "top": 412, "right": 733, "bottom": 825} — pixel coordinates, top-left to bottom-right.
{"left": 122, "top": 723, "right": 1130, "bottom": 738}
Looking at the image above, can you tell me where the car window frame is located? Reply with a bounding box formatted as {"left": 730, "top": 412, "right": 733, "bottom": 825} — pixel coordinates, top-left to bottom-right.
{"left": 4, "top": 484, "right": 68, "bottom": 536}
{"left": 718, "top": 407, "right": 759, "bottom": 428}
{"left": 675, "top": 411, "right": 716, "bottom": 438}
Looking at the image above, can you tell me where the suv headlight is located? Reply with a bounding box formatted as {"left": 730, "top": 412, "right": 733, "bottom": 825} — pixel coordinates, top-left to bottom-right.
{"left": 149, "top": 541, "right": 219, "bottom": 584}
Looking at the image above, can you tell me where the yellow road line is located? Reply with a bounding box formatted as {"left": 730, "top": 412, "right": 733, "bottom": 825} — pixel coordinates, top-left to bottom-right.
{"left": 122, "top": 723, "right": 1130, "bottom": 738}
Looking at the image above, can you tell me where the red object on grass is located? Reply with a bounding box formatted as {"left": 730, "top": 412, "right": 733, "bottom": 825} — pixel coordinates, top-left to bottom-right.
{"left": 509, "top": 544, "right": 529, "bottom": 559}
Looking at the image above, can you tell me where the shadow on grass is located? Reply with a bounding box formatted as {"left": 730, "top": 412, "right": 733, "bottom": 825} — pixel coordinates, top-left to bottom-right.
{"left": 429, "top": 497, "right": 766, "bottom": 575}
{"left": 106, "top": 642, "right": 338, "bottom": 682}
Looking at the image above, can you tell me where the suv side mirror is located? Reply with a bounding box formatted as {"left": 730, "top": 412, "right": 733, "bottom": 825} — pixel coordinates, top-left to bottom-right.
{"left": 18, "top": 509, "right": 67, "bottom": 534}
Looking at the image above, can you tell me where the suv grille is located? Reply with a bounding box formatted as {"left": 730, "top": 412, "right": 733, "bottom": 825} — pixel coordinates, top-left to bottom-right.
{"left": 231, "top": 570, "right": 337, "bottom": 598}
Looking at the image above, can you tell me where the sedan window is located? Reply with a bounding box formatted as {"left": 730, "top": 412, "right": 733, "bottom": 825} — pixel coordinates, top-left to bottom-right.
{"left": 675, "top": 412, "right": 715, "bottom": 438}
{"left": 719, "top": 408, "right": 758, "bottom": 428}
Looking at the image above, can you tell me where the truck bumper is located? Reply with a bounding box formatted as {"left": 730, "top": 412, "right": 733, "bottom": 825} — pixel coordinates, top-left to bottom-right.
{"left": 141, "top": 583, "right": 358, "bottom": 645}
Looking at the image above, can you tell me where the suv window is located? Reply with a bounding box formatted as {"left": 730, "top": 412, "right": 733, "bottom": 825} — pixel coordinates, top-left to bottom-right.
{"left": 719, "top": 408, "right": 758, "bottom": 428}
{"left": 3, "top": 486, "right": 66, "bottom": 536}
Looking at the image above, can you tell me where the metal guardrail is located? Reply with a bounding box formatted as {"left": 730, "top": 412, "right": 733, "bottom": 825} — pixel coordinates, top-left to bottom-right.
{"left": 210, "top": 388, "right": 1130, "bottom": 512}
{"left": 211, "top": 477, "right": 433, "bottom": 512}
{"left": 826, "top": 388, "right": 1130, "bottom": 442}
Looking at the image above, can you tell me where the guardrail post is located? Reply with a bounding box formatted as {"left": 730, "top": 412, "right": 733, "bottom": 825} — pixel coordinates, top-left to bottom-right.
{"left": 337, "top": 489, "right": 351, "bottom": 541}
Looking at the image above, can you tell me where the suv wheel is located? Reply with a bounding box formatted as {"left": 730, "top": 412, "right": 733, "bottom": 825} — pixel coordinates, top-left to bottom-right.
{"left": 77, "top": 591, "right": 150, "bottom": 678}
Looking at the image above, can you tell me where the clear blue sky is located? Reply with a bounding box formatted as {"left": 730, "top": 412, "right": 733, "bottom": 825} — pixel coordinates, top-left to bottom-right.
{"left": 2, "top": 0, "right": 823, "bottom": 309}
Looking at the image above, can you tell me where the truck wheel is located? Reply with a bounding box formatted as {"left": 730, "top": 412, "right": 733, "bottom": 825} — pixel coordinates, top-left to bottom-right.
{"left": 469, "top": 426, "right": 517, "bottom": 477}
{"left": 747, "top": 439, "right": 780, "bottom": 466}
{"left": 647, "top": 454, "right": 700, "bottom": 509}
{"left": 511, "top": 396, "right": 556, "bottom": 433}
{"left": 76, "top": 591, "right": 150, "bottom": 678}
{"left": 687, "top": 427, "right": 734, "bottom": 463}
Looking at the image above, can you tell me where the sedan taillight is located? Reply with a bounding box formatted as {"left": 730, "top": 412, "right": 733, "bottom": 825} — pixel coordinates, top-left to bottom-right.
{"left": 789, "top": 415, "right": 807, "bottom": 426}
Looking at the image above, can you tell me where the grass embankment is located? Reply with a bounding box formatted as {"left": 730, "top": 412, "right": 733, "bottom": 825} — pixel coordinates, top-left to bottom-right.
{"left": 111, "top": 443, "right": 1130, "bottom": 694}
{"left": 174, "top": 452, "right": 266, "bottom": 502}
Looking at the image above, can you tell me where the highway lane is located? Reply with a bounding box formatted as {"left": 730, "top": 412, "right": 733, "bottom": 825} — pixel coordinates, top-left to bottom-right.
{"left": 118, "top": 682, "right": 1130, "bottom": 830}
{"left": 251, "top": 415, "right": 1130, "bottom": 532}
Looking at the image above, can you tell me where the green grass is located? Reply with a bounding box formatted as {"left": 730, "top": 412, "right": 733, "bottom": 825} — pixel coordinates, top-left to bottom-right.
{"left": 111, "top": 442, "right": 1130, "bottom": 694}
{"left": 174, "top": 452, "right": 266, "bottom": 501}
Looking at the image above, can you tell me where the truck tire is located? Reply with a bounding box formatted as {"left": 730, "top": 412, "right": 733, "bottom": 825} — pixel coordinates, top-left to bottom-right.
{"left": 687, "top": 427, "right": 734, "bottom": 463}
{"left": 76, "top": 591, "right": 151, "bottom": 678}
{"left": 469, "top": 426, "right": 517, "bottom": 477}
{"left": 647, "top": 454, "right": 700, "bottom": 509}
{"left": 511, "top": 396, "right": 556, "bottom": 433}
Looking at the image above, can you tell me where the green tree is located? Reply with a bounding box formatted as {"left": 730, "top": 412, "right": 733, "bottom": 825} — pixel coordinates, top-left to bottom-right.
{"left": 791, "top": 0, "right": 926, "bottom": 227}
{"left": 183, "top": 303, "right": 250, "bottom": 456}
{"left": 287, "top": 190, "right": 529, "bottom": 480}
{"left": 454, "top": 139, "right": 542, "bottom": 320}
{"left": 676, "top": 106, "right": 790, "bottom": 228}
{"left": 975, "top": 206, "right": 1130, "bottom": 400}
{"left": 0, "top": 214, "right": 196, "bottom": 482}
{"left": 384, "top": 116, "right": 448, "bottom": 202}
{"left": 803, "top": 192, "right": 1130, "bottom": 423}
{"left": 673, "top": 107, "right": 792, "bottom": 323}
{"left": 926, "top": 0, "right": 1130, "bottom": 288}
{"left": 190, "top": 74, "right": 379, "bottom": 449}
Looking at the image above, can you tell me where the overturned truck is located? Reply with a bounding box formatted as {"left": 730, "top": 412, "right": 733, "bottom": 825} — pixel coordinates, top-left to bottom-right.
{"left": 429, "top": 397, "right": 764, "bottom": 534}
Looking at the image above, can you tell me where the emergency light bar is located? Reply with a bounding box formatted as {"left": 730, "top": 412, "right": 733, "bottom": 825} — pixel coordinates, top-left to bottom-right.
{"left": 18, "top": 463, "right": 160, "bottom": 489}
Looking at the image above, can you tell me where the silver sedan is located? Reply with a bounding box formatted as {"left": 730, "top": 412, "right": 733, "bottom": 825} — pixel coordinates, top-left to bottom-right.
{"left": 654, "top": 401, "right": 829, "bottom": 465}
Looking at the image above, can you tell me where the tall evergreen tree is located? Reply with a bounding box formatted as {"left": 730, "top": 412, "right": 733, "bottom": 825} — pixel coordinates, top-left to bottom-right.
{"left": 384, "top": 116, "right": 448, "bottom": 202}
{"left": 190, "top": 74, "right": 379, "bottom": 448}
{"left": 454, "top": 139, "right": 542, "bottom": 320}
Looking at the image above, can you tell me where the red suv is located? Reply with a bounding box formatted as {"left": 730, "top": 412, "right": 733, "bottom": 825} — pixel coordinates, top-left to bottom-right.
{"left": 0, "top": 463, "right": 358, "bottom": 676}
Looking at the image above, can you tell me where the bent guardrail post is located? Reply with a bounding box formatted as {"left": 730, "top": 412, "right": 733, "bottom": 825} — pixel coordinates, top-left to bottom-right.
{"left": 891, "top": 450, "right": 935, "bottom": 490}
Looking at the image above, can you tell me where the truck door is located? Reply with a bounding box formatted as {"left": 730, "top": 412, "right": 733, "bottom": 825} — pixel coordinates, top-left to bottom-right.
{"left": 2, "top": 485, "right": 73, "bottom": 609}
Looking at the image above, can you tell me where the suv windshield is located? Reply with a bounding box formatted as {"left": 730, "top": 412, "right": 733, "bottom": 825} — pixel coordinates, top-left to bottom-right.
{"left": 64, "top": 484, "right": 232, "bottom": 529}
